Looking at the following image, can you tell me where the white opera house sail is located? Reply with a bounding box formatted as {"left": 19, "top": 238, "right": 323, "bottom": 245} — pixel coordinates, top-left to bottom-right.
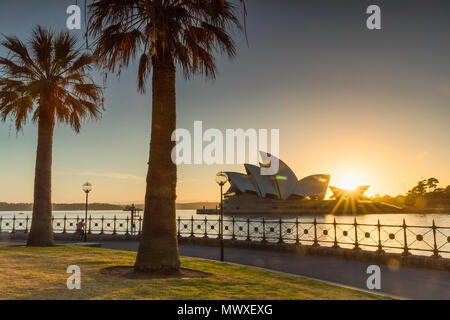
{"left": 220, "top": 152, "right": 334, "bottom": 214}
{"left": 224, "top": 152, "right": 330, "bottom": 201}
{"left": 209, "top": 151, "right": 399, "bottom": 215}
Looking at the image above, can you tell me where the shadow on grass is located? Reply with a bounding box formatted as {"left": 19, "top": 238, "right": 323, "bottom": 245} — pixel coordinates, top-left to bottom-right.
{"left": 101, "top": 266, "right": 211, "bottom": 280}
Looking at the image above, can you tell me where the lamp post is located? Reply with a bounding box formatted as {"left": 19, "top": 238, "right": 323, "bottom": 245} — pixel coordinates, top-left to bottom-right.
{"left": 82, "top": 182, "right": 92, "bottom": 242}
{"left": 215, "top": 172, "right": 228, "bottom": 261}
{"left": 129, "top": 204, "right": 136, "bottom": 236}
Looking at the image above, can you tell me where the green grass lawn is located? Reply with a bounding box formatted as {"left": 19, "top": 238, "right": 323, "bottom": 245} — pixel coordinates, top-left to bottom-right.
{"left": 0, "top": 243, "right": 389, "bottom": 300}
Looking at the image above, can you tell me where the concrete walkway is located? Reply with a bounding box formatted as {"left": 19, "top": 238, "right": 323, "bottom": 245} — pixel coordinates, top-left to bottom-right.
{"left": 3, "top": 239, "right": 449, "bottom": 299}
{"left": 98, "top": 241, "right": 449, "bottom": 300}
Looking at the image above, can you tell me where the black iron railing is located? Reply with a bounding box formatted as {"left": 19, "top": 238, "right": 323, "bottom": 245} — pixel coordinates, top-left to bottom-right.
{"left": 1, "top": 215, "right": 449, "bottom": 257}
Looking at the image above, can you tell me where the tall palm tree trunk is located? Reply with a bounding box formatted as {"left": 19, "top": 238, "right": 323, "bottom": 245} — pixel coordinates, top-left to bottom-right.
{"left": 27, "top": 110, "right": 55, "bottom": 247}
{"left": 134, "top": 60, "right": 180, "bottom": 273}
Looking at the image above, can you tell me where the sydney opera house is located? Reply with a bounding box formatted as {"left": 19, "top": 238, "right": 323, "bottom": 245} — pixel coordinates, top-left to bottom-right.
{"left": 224, "top": 152, "right": 330, "bottom": 201}
{"left": 220, "top": 152, "right": 331, "bottom": 214}
{"left": 215, "top": 152, "right": 396, "bottom": 215}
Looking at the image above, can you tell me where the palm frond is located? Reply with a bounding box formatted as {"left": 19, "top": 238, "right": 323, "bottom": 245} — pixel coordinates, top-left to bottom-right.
{"left": 88, "top": 0, "right": 242, "bottom": 93}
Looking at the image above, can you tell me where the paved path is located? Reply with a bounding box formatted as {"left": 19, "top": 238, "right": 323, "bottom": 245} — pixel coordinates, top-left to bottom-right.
{"left": 3, "top": 240, "right": 449, "bottom": 299}
{"left": 98, "top": 241, "right": 449, "bottom": 300}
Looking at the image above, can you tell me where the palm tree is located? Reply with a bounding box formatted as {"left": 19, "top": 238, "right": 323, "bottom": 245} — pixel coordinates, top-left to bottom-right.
{"left": 89, "top": 0, "right": 241, "bottom": 273}
{"left": 0, "top": 26, "right": 104, "bottom": 247}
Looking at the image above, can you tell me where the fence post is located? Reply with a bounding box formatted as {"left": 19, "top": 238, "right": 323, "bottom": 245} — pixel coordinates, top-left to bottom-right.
{"left": 25, "top": 216, "right": 29, "bottom": 233}
{"left": 12, "top": 215, "right": 16, "bottom": 233}
{"left": 353, "top": 218, "right": 359, "bottom": 250}
{"left": 377, "top": 219, "right": 384, "bottom": 253}
{"left": 204, "top": 216, "right": 208, "bottom": 238}
{"left": 88, "top": 215, "right": 92, "bottom": 234}
{"left": 190, "top": 216, "right": 194, "bottom": 238}
{"left": 177, "top": 216, "right": 181, "bottom": 239}
{"left": 232, "top": 216, "right": 236, "bottom": 240}
{"left": 278, "top": 217, "right": 283, "bottom": 244}
{"left": 333, "top": 218, "right": 339, "bottom": 248}
{"left": 112, "top": 215, "right": 117, "bottom": 234}
{"left": 138, "top": 215, "right": 142, "bottom": 236}
{"left": 402, "top": 218, "right": 409, "bottom": 256}
{"left": 0, "top": 216, "right": 2, "bottom": 232}
{"left": 256, "top": 217, "right": 266, "bottom": 243}
{"left": 262, "top": 218, "right": 267, "bottom": 243}
{"left": 295, "top": 217, "right": 300, "bottom": 245}
{"left": 217, "top": 215, "right": 221, "bottom": 240}
{"left": 63, "top": 215, "right": 67, "bottom": 234}
{"left": 313, "top": 218, "right": 318, "bottom": 246}
{"left": 125, "top": 216, "right": 129, "bottom": 235}
{"left": 246, "top": 217, "right": 250, "bottom": 241}
{"left": 100, "top": 215, "right": 104, "bottom": 234}
{"left": 432, "top": 220, "right": 440, "bottom": 257}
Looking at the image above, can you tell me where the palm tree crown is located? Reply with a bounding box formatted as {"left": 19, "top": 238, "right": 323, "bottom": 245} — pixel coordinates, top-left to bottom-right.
{"left": 0, "top": 26, "right": 104, "bottom": 131}
{"left": 89, "top": 0, "right": 242, "bottom": 92}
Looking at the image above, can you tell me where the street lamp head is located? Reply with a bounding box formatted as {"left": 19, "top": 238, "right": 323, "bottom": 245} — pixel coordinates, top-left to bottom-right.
{"left": 82, "top": 182, "right": 92, "bottom": 193}
{"left": 215, "top": 172, "right": 228, "bottom": 186}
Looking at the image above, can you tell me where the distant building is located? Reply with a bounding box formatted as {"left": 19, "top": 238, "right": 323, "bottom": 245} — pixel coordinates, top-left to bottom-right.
{"left": 329, "top": 186, "right": 370, "bottom": 200}
{"left": 200, "top": 152, "right": 396, "bottom": 215}
{"left": 224, "top": 151, "right": 331, "bottom": 201}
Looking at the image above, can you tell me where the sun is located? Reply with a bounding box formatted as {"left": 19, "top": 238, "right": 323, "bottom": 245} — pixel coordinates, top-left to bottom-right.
{"left": 339, "top": 175, "right": 361, "bottom": 190}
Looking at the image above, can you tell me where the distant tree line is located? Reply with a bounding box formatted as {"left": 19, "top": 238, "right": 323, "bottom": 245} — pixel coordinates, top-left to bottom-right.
{"left": 0, "top": 203, "right": 124, "bottom": 211}
{"left": 0, "top": 202, "right": 220, "bottom": 211}
{"left": 371, "top": 178, "right": 450, "bottom": 208}
{"left": 370, "top": 194, "right": 406, "bottom": 207}
{"left": 404, "top": 178, "right": 450, "bottom": 207}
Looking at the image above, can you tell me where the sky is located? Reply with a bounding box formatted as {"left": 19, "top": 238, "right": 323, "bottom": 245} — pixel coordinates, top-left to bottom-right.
{"left": 0, "top": 0, "right": 449, "bottom": 204}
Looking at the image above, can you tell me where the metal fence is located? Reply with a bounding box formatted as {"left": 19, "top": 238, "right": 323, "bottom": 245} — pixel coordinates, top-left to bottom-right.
{"left": 1, "top": 215, "right": 449, "bottom": 257}
{"left": 0, "top": 215, "right": 140, "bottom": 237}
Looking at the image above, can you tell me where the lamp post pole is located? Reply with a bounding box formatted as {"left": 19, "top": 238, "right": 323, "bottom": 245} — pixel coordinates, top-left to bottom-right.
{"left": 220, "top": 183, "right": 224, "bottom": 261}
{"left": 84, "top": 191, "right": 89, "bottom": 242}
{"left": 82, "top": 182, "right": 92, "bottom": 243}
{"left": 215, "top": 172, "right": 228, "bottom": 262}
